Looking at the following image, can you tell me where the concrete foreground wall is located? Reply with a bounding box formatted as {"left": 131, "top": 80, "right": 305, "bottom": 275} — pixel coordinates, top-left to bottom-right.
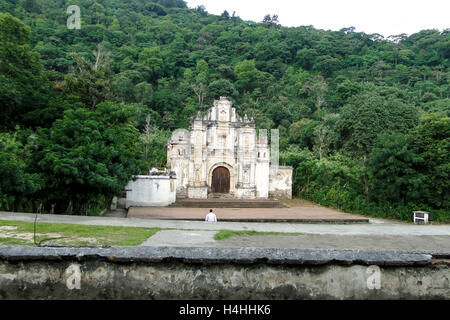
{"left": 0, "top": 246, "right": 448, "bottom": 300}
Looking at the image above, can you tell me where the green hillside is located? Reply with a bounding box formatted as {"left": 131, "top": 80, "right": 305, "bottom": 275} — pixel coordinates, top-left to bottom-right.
{"left": 0, "top": 0, "right": 448, "bottom": 220}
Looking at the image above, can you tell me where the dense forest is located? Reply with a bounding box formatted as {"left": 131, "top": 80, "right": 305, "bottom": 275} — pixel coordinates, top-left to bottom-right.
{"left": 0, "top": 0, "right": 448, "bottom": 221}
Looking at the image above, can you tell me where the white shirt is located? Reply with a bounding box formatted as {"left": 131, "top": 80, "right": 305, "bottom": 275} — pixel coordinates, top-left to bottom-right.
{"left": 205, "top": 212, "right": 217, "bottom": 222}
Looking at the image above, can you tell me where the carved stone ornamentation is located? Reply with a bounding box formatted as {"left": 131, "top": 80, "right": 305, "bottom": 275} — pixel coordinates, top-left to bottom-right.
{"left": 167, "top": 97, "right": 292, "bottom": 199}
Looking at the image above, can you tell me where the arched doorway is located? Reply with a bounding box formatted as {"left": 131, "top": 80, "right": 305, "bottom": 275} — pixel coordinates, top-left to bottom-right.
{"left": 211, "top": 166, "right": 230, "bottom": 193}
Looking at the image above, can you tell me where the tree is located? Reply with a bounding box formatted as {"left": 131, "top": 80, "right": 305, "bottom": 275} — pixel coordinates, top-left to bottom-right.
{"left": 37, "top": 102, "right": 144, "bottom": 215}
{"left": 369, "top": 133, "right": 423, "bottom": 205}
{"left": 141, "top": 115, "right": 156, "bottom": 162}
{"left": 302, "top": 75, "right": 328, "bottom": 111}
{"left": 144, "top": 2, "right": 167, "bottom": 16}
{"left": 90, "top": 2, "right": 106, "bottom": 25}
{"left": 191, "top": 84, "right": 208, "bottom": 107}
{"left": 134, "top": 82, "right": 153, "bottom": 106}
{"left": 410, "top": 114, "right": 449, "bottom": 209}
{"left": 296, "top": 48, "right": 318, "bottom": 70}
{"left": 388, "top": 34, "right": 407, "bottom": 66}
{"left": 208, "top": 79, "right": 238, "bottom": 100}
{"left": 335, "top": 88, "right": 418, "bottom": 204}
{"left": 0, "top": 13, "right": 45, "bottom": 129}
{"left": 313, "top": 55, "right": 341, "bottom": 77}
{"left": 140, "top": 115, "right": 171, "bottom": 167}
{"left": 112, "top": 73, "right": 135, "bottom": 103}
{"left": 313, "top": 124, "right": 332, "bottom": 160}
{"left": 184, "top": 59, "right": 211, "bottom": 106}
{"left": 220, "top": 10, "right": 230, "bottom": 20}
{"left": 234, "top": 60, "right": 259, "bottom": 93}
{"left": 0, "top": 131, "right": 41, "bottom": 211}
{"left": 334, "top": 80, "right": 361, "bottom": 107}
{"left": 18, "top": 0, "right": 42, "bottom": 13}
{"left": 138, "top": 46, "right": 164, "bottom": 82}
{"left": 262, "top": 14, "right": 279, "bottom": 28}
{"left": 289, "top": 119, "right": 320, "bottom": 150}
{"left": 65, "top": 43, "right": 113, "bottom": 108}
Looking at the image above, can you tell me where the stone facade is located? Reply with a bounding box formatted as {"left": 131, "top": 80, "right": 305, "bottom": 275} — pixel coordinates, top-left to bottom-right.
{"left": 167, "top": 97, "right": 292, "bottom": 199}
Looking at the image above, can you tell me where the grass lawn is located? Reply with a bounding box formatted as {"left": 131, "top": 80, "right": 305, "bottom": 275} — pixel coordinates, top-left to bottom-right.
{"left": 214, "top": 230, "right": 302, "bottom": 241}
{"left": 0, "top": 220, "right": 305, "bottom": 246}
{"left": 0, "top": 220, "right": 160, "bottom": 246}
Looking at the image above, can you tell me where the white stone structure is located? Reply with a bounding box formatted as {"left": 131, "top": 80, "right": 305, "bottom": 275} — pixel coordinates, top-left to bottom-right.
{"left": 167, "top": 97, "right": 292, "bottom": 200}
{"left": 125, "top": 169, "right": 177, "bottom": 208}
{"left": 269, "top": 166, "right": 293, "bottom": 199}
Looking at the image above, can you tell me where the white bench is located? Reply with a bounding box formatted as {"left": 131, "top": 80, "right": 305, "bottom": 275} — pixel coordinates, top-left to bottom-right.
{"left": 413, "top": 211, "right": 429, "bottom": 224}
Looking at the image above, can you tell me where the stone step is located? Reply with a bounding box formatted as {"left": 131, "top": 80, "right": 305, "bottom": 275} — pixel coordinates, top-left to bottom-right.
{"left": 101, "top": 208, "right": 128, "bottom": 218}
{"left": 208, "top": 193, "right": 234, "bottom": 198}
{"left": 169, "top": 199, "right": 286, "bottom": 208}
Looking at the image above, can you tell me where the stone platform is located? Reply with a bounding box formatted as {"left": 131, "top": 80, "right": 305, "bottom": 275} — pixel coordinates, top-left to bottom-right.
{"left": 169, "top": 198, "right": 286, "bottom": 208}
{"left": 128, "top": 206, "right": 370, "bottom": 224}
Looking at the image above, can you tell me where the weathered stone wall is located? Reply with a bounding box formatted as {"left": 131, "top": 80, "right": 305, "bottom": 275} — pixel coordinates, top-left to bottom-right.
{"left": 255, "top": 144, "right": 270, "bottom": 198}
{"left": 187, "top": 186, "right": 208, "bottom": 199}
{"left": 269, "top": 166, "right": 293, "bottom": 199}
{"left": 125, "top": 175, "right": 176, "bottom": 207}
{"left": 0, "top": 246, "right": 448, "bottom": 300}
{"left": 167, "top": 130, "right": 190, "bottom": 197}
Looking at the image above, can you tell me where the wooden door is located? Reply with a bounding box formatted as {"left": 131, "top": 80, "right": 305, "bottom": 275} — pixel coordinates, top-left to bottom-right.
{"left": 211, "top": 167, "right": 230, "bottom": 193}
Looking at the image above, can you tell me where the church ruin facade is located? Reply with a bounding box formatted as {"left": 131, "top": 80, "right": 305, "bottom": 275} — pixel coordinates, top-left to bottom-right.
{"left": 167, "top": 97, "right": 292, "bottom": 200}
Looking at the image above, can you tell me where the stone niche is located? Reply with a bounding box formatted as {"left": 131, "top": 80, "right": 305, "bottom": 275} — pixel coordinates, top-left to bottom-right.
{"left": 125, "top": 169, "right": 177, "bottom": 208}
